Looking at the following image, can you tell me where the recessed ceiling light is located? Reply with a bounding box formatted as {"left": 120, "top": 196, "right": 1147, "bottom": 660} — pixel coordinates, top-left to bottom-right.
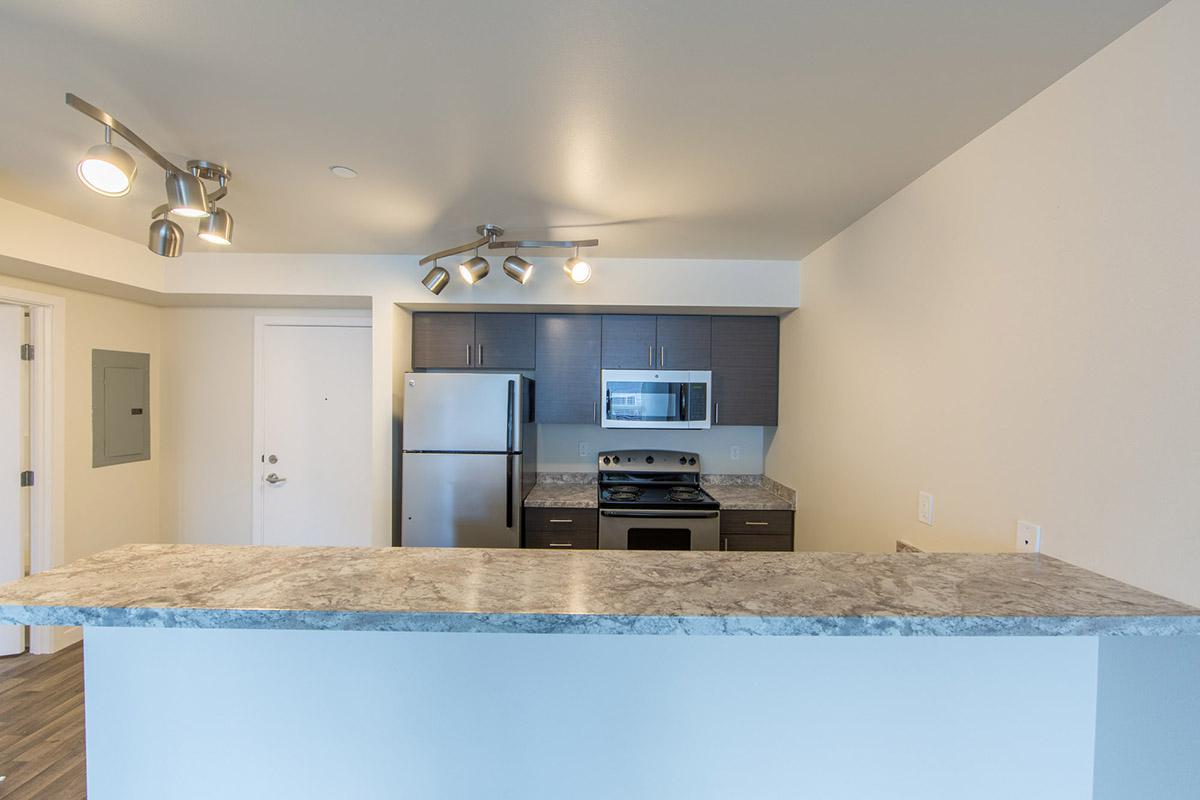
{"left": 329, "top": 165, "right": 358, "bottom": 179}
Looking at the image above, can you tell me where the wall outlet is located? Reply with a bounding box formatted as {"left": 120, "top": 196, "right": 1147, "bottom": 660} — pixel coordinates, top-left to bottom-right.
{"left": 1016, "top": 521, "right": 1042, "bottom": 553}
{"left": 729, "top": 445, "right": 741, "bottom": 461}
{"left": 918, "top": 492, "right": 934, "bottom": 526}
{"left": 578, "top": 441, "right": 589, "bottom": 458}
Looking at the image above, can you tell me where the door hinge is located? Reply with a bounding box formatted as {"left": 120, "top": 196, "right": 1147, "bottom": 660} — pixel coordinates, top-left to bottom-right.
{"left": 20, "top": 343, "right": 34, "bottom": 361}
{"left": 19, "top": 470, "right": 34, "bottom": 487}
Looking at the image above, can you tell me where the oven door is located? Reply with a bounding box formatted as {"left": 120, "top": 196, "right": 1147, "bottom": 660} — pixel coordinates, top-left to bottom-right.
{"left": 601, "top": 370, "right": 711, "bottom": 429}
{"left": 599, "top": 508, "right": 720, "bottom": 551}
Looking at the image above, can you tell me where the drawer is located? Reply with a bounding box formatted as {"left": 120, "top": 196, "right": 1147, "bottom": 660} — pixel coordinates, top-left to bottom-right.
{"left": 524, "top": 529, "right": 598, "bottom": 550}
{"left": 524, "top": 507, "right": 598, "bottom": 535}
{"left": 719, "top": 509, "right": 793, "bottom": 535}
{"left": 721, "top": 533, "right": 794, "bottom": 552}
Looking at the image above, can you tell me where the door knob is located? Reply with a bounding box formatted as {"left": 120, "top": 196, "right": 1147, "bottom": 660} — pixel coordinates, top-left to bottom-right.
{"left": 265, "top": 473, "right": 287, "bottom": 485}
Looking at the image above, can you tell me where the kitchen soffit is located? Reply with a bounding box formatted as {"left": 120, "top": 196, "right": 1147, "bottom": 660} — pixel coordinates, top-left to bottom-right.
{"left": 0, "top": 0, "right": 1168, "bottom": 259}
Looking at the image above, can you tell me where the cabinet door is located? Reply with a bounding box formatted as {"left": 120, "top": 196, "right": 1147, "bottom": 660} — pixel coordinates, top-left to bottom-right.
{"left": 535, "top": 315, "right": 602, "bottom": 423}
{"left": 474, "top": 313, "right": 535, "bottom": 369}
{"left": 711, "top": 316, "right": 779, "bottom": 426}
{"left": 601, "top": 315, "right": 657, "bottom": 369}
{"left": 411, "top": 313, "right": 475, "bottom": 368}
{"left": 655, "top": 315, "right": 711, "bottom": 370}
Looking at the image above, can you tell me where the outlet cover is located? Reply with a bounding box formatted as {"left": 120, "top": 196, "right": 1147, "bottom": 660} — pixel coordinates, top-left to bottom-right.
{"left": 730, "top": 445, "right": 741, "bottom": 461}
{"left": 1016, "top": 521, "right": 1042, "bottom": 553}
{"left": 578, "top": 441, "right": 589, "bottom": 458}
{"left": 918, "top": 492, "right": 934, "bottom": 526}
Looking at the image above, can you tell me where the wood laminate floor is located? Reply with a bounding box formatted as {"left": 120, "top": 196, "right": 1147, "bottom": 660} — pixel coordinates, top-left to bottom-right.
{"left": 0, "top": 642, "right": 86, "bottom": 799}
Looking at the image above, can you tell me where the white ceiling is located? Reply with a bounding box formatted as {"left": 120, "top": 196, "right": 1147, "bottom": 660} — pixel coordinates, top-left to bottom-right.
{"left": 0, "top": 0, "right": 1167, "bottom": 259}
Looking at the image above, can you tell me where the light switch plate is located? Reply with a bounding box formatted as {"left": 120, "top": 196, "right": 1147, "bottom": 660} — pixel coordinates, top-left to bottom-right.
{"left": 1017, "top": 520, "right": 1042, "bottom": 553}
{"left": 918, "top": 492, "right": 934, "bottom": 526}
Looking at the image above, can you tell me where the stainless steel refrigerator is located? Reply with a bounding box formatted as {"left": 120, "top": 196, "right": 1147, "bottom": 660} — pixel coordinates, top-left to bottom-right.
{"left": 400, "top": 373, "right": 536, "bottom": 547}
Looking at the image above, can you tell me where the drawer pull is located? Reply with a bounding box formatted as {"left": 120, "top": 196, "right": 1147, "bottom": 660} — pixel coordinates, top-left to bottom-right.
{"left": 744, "top": 521, "right": 770, "bottom": 526}
{"left": 549, "top": 519, "right": 574, "bottom": 524}
{"left": 547, "top": 543, "right": 573, "bottom": 548}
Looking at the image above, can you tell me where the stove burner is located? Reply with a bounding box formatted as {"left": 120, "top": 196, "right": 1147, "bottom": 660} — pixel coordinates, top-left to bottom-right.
{"left": 668, "top": 487, "right": 703, "bottom": 502}
{"left": 606, "top": 485, "right": 643, "bottom": 502}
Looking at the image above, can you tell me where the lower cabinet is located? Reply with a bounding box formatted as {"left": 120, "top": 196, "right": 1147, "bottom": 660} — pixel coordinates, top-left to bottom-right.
{"left": 720, "top": 509, "right": 794, "bottom": 552}
{"left": 524, "top": 507, "right": 599, "bottom": 549}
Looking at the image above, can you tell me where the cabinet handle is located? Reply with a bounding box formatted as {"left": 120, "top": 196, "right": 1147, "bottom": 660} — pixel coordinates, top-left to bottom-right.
{"left": 715, "top": 401, "right": 719, "bottom": 425}
{"left": 744, "top": 521, "right": 769, "bottom": 527}
{"left": 648, "top": 346, "right": 653, "bottom": 367}
{"left": 548, "top": 519, "right": 574, "bottom": 524}
{"left": 593, "top": 401, "right": 598, "bottom": 423}
{"left": 660, "top": 345, "right": 665, "bottom": 368}
{"left": 722, "top": 537, "right": 728, "bottom": 551}
{"left": 466, "top": 344, "right": 472, "bottom": 366}
{"left": 478, "top": 343, "right": 483, "bottom": 365}
{"left": 547, "top": 543, "right": 573, "bottom": 548}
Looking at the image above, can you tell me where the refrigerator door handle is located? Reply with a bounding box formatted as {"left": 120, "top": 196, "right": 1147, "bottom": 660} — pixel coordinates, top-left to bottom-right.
{"left": 506, "top": 380, "right": 515, "bottom": 452}
{"left": 505, "top": 454, "right": 514, "bottom": 528}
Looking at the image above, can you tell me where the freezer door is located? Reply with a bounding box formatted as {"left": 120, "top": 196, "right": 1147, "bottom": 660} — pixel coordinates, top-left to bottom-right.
{"left": 401, "top": 452, "right": 522, "bottom": 547}
{"left": 403, "top": 372, "right": 523, "bottom": 452}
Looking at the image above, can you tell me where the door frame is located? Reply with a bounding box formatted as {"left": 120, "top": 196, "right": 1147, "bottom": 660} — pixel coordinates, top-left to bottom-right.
{"left": 251, "top": 316, "right": 372, "bottom": 545}
{"left": 0, "top": 284, "right": 67, "bottom": 654}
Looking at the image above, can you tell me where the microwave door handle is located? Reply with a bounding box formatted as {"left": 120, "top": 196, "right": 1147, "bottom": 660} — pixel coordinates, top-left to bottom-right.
{"left": 679, "top": 383, "right": 687, "bottom": 421}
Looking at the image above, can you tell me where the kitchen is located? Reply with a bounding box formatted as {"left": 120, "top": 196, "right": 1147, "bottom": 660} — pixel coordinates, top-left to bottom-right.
{"left": 1, "top": 1, "right": 1200, "bottom": 798}
{"left": 400, "top": 311, "right": 792, "bottom": 553}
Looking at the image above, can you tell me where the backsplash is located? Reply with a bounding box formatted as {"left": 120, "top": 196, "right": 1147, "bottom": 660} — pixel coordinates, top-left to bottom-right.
{"left": 536, "top": 425, "right": 765, "bottom": 474}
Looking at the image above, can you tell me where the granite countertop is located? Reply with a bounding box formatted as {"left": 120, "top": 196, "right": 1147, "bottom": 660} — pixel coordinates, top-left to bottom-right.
{"left": 703, "top": 484, "right": 793, "bottom": 511}
{"left": 524, "top": 473, "right": 795, "bottom": 511}
{"left": 524, "top": 483, "right": 598, "bottom": 508}
{"left": 2, "top": 543, "right": 1198, "bottom": 637}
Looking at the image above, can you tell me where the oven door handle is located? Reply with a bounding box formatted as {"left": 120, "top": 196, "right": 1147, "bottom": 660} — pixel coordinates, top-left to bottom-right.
{"left": 600, "top": 509, "right": 720, "bottom": 519}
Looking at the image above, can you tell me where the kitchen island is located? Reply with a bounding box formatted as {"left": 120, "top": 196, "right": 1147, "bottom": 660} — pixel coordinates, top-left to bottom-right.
{"left": 2, "top": 544, "right": 1198, "bottom": 799}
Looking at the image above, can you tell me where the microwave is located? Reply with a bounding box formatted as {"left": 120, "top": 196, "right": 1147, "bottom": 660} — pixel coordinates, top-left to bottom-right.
{"left": 600, "top": 370, "right": 712, "bottom": 429}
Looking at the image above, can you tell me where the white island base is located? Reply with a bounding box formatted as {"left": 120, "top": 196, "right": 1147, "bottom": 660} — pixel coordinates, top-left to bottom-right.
{"left": 81, "top": 627, "right": 1197, "bottom": 800}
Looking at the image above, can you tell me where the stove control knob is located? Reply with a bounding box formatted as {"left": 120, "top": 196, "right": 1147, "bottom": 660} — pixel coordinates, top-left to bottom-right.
{"left": 645, "top": 455, "right": 655, "bottom": 464}
{"left": 688, "top": 457, "right": 696, "bottom": 465}
{"left": 679, "top": 456, "right": 687, "bottom": 464}
{"left": 602, "top": 456, "right": 611, "bottom": 465}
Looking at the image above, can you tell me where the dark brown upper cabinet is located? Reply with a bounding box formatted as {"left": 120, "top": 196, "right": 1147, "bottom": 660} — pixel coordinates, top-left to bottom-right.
{"left": 602, "top": 315, "right": 711, "bottom": 370}
{"left": 474, "top": 313, "right": 535, "bottom": 369}
{"left": 411, "top": 312, "right": 535, "bottom": 369}
{"left": 710, "top": 315, "right": 779, "bottom": 426}
{"left": 601, "top": 315, "right": 657, "bottom": 369}
{"left": 411, "top": 312, "right": 476, "bottom": 368}
{"left": 655, "top": 315, "right": 711, "bottom": 370}
{"left": 535, "top": 314, "right": 602, "bottom": 424}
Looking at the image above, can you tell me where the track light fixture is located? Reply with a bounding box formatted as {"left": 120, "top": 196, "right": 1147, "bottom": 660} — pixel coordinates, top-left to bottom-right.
{"left": 77, "top": 126, "right": 136, "bottom": 197}
{"left": 198, "top": 206, "right": 234, "bottom": 246}
{"left": 148, "top": 207, "right": 183, "bottom": 258}
{"left": 421, "top": 261, "right": 451, "bottom": 295}
{"left": 65, "top": 93, "right": 235, "bottom": 257}
{"left": 419, "top": 224, "right": 598, "bottom": 293}
{"left": 564, "top": 246, "right": 592, "bottom": 284}
{"left": 503, "top": 251, "right": 533, "bottom": 284}
{"left": 165, "top": 170, "right": 209, "bottom": 218}
{"left": 459, "top": 248, "right": 490, "bottom": 284}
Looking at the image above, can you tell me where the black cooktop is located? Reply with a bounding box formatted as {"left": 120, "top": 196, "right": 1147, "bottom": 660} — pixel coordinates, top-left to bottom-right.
{"left": 598, "top": 482, "right": 720, "bottom": 511}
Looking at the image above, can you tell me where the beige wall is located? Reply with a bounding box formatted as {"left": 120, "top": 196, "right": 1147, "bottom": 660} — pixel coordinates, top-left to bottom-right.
{"left": 0, "top": 274, "right": 163, "bottom": 562}
{"left": 159, "top": 307, "right": 371, "bottom": 546}
{"left": 766, "top": 0, "right": 1200, "bottom": 605}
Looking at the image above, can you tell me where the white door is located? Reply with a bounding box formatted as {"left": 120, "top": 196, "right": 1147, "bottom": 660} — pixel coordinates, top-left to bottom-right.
{"left": 0, "top": 305, "right": 26, "bottom": 654}
{"left": 257, "top": 322, "right": 372, "bottom": 547}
